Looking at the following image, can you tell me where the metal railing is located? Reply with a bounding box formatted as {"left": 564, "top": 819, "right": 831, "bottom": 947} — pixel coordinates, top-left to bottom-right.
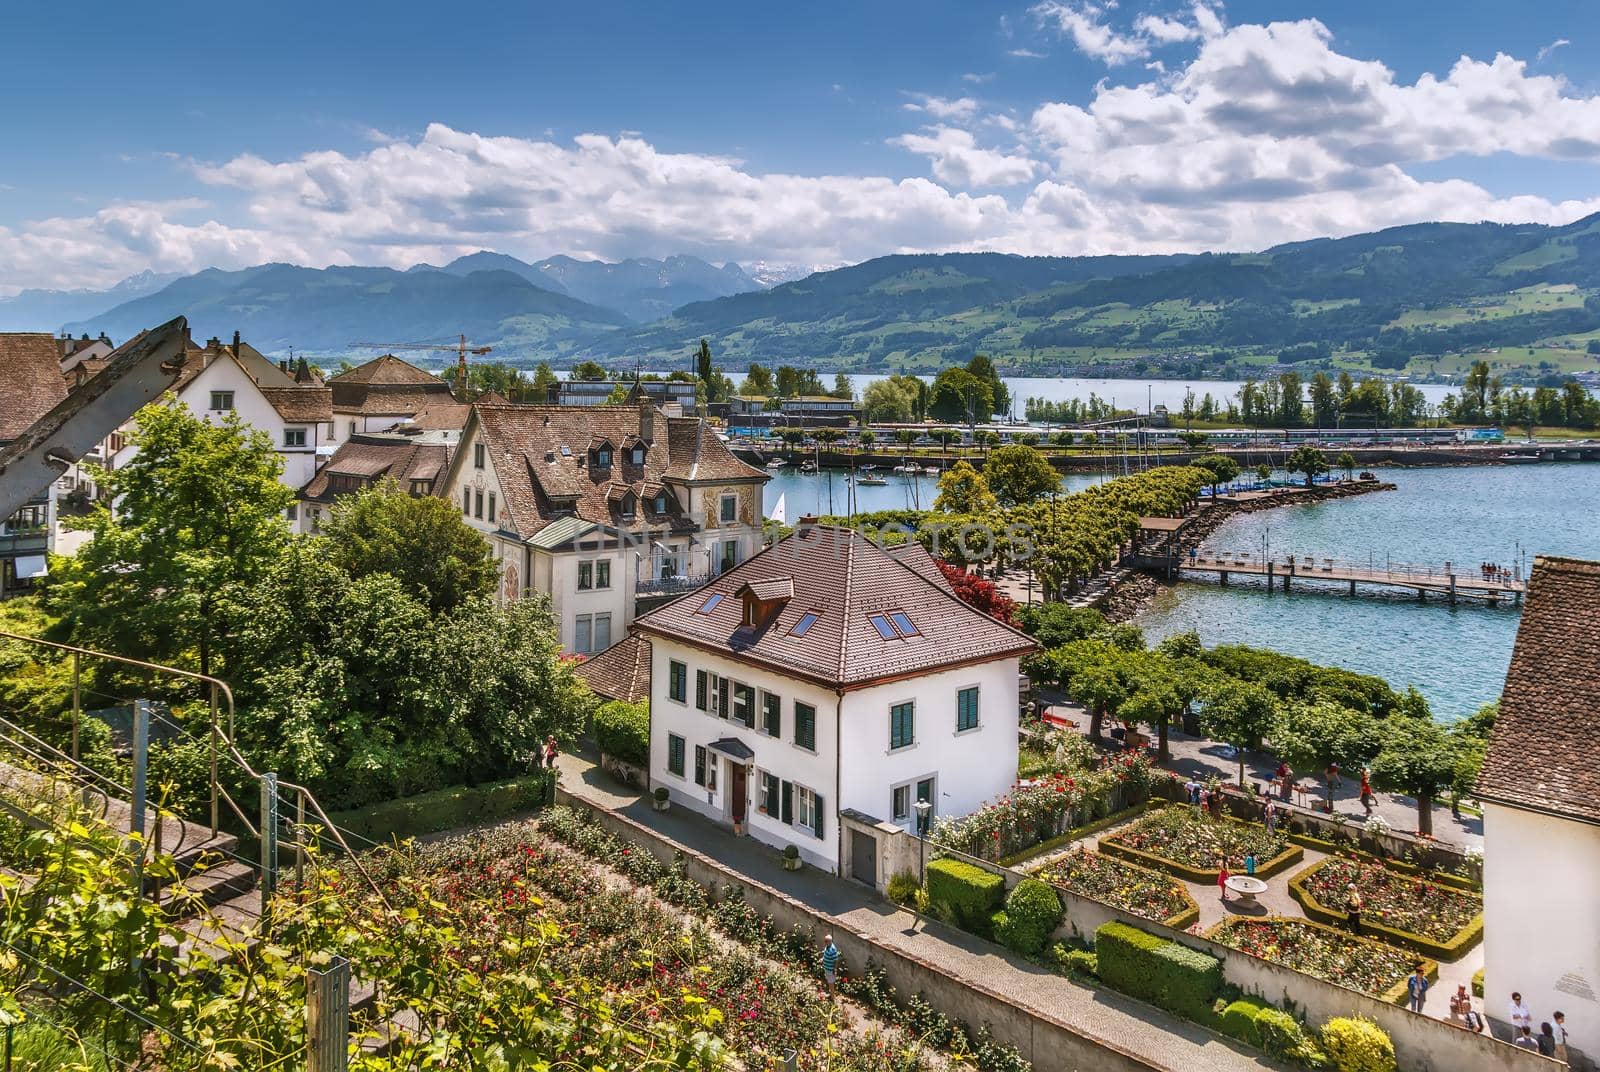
{"left": 1187, "top": 551, "right": 1525, "bottom": 587}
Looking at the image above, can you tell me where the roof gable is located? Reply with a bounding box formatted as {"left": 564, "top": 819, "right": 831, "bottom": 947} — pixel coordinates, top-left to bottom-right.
{"left": 329, "top": 354, "right": 443, "bottom": 386}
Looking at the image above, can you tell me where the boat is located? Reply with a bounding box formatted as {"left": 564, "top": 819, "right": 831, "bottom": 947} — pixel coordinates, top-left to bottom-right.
{"left": 891, "top": 464, "right": 913, "bottom": 473}
{"left": 858, "top": 475, "right": 888, "bottom": 486}
{"left": 921, "top": 465, "right": 941, "bottom": 475}
{"left": 1499, "top": 452, "right": 1542, "bottom": 464}
{"left": 799, "top": 460, "right": 818, "bottom": 473}
{"left": 765, "top": 458, "right": 785, "bottom": 469}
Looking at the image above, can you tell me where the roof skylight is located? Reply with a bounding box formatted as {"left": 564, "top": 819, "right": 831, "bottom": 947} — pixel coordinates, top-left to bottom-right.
{"left": 868, "top": 613, "right": 897, "bottom": 640}
{"left": 696, "top": 593, "right": 724, "bottom": 615}
{"left": 888, "top": 610, "right": 919, "bottom": 637}
{"left": 790, "top": 611, "right": 820, "bottom": 637}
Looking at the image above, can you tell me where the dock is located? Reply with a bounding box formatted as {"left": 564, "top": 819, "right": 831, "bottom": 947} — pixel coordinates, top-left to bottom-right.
{"left": 1177, "top": 551, "right": 1524, "bottom": 604}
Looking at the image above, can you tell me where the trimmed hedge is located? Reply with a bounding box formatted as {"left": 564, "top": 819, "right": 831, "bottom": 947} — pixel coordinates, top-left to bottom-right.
{"left": 1472, "top": 968, "right": 1484, "bottom": 999}
{"left": 926, "top": 857, "right": 1006, "bottom": 936}
{"left": 1255, "top": 1007, "right": 1321, "bottom": 1065}
{"left": 327, "top": 770, "right": 557, "bottom": 842}
{"left": 1287, "top": 858, "right": 1484, "bottom": 961}
{"left": 992, "top": 878, "right": 1064, "bottom": 958}
{"left": 1219, "top": 998, "right": 1270, "bottom": 1046}
{"left": 1052, "top": 945, "right": 1099, "bottom": 978}
{"left": 1321, "top": 1016, "right": 1396, "bottom": 1072}
{"left": 1094, "top": 921, "right": 1222, "bottom": 1025}
{"left": 593, "top": 699, "right": 649, "bottom": 767}
{"left": 1100, "top": 826, "right": 1304, "bottom": 884}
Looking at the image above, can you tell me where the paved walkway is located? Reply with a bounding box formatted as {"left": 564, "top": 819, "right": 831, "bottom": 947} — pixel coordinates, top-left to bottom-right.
{"left": 553, "top": 752, "right": 1287, "bottom": 1072}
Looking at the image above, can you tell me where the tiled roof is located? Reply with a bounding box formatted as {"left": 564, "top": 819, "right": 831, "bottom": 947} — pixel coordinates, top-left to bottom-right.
{"left": 260, "top": 386, "right": 333, "bottom": 423}
{"left": 0, "top": 333, "right": 70, "bottom": 441}
{"left": 574, "top": 634, "right": 651, "bottom": 704}
{"left": 634, "top": 525, "right": 1036, "bottom": 690}
{"left": 884, "top": 540, "right": 955, "bottom": 595}
{"left": 385, "top": 399, "right": 470, "bottom": 432}
{"left": 300, "top": 435, "right": 452, "bottom": 502}
{"left": 472, "top": 402, "right": 767, "bottom": 540}
{"left": 328, "top": 354, "right": 442, "bottom": 386}
{"left": 1478, "top": 556, "right": 1600, "bottom": 825}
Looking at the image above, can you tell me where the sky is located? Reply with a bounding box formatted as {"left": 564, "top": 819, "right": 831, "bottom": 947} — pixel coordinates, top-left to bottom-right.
{"left": 3, "top": 0, "right": 1600, "bottom": 295}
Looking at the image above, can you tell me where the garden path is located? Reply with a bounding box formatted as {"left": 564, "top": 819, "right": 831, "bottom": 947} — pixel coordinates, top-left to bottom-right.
{"left": 553, "top": 751, "right": 1288, "bottom": 1072}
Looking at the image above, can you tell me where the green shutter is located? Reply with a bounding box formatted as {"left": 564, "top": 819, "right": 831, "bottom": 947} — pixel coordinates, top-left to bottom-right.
{"left": 781, "top": 781, "right": 793, "bottom": 825}
{"left": 811, "top": 792, "right": 824, "bottom": 838}
{"left": 695, "top": 670, "right": 707, "bottom": 710}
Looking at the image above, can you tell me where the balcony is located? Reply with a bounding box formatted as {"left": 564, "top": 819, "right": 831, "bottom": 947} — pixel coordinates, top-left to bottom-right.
{"left": 0, "top": 529, "right": 48, "bottom": 558}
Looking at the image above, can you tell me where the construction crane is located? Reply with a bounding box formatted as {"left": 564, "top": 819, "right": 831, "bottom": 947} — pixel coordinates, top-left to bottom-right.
{"left": 349, "top": 335, "right": 491, "bottom": 400}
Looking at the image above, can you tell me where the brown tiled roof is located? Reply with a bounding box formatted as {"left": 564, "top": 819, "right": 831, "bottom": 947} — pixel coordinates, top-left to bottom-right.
{"left": 472, "top": 402, "right": 766, "bottom": 539}
{"left": 634, "top": 525, "right": 1035, "bottom": 690}
{"left": 1478, "top": 556, "right": 1600, "bottom": 825}
{"left": 740, "top": 577, "right": 794, "bottom": 602}
{"left": 575, "top": 634, "right": 652, "bottom": 704}
{"left": 328, "top": 354, "right": 442, "bottom": 386}
{"left": 386, "top": 399, "right": 470, "bottom": 432}
{"left": 884, "top": 540, "right": 955, "bottom": 595}
{"left": 301, "top": 435, "right": 452, "bottom": 502}
{"left": 261, "top": 386, "right": 333, "bottom": 423}
{"left": 0, "top": 333, "right": 70, "bottom": 441}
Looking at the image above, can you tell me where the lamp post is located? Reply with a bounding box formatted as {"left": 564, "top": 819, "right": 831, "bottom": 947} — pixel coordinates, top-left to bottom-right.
{"left": 914, "top": 799, "right": 933, "bottom": 887}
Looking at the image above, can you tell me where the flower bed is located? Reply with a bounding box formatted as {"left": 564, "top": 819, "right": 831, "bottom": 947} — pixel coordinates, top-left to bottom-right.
{"left": 1289, "top": 857, "right": 1484, "bottom": 960}
{"left": 1098, "top": 805, "right": 1301, "bottom": 883}
{"left": 1207, "top": 917, "right": 1436, "bottom": 1004}
{"left": 1032, "top": 848, "right": 1198, "bottom": 928}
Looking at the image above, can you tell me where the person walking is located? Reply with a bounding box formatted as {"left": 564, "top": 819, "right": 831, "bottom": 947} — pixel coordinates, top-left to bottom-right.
{"left": 1244, "top": 852, "right": 1257, "bottom": 877}
{"left": 1510, "top": 993, "right": 1534, "bottom": 1036}
{"left": 542, "top": 735, "right": 560, "bottom": 769}
{"left": 1553, "top": 1011, "right": 1569, "bottom": 1062}
{"left": 1538, "top": 1023, "right": 1557, "bottom": 1058}
{"left": 1218, "top": 857, "right": 1231, "bottom": 903}
{"left": 1359, "top": 767, "right": 1375, "bottom": 817}
{"left": 1449, "top": 984, "right": 1471, "bottom": 1024}
{"left": 821, "top": 934, "right": 840, "bottom": 996}
{"left": 1263, "top": 798, "right": 1277, "bottom": 834}
{"left": 1406, "top": 965, "right": 1430, "bottom": 1014}
{"left": 1346, "top": 885, "right": 1363, "bottom": 935}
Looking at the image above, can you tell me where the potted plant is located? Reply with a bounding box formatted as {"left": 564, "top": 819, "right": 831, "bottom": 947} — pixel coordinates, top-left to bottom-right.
{"left": 652, "top": 786, "right": 670, "bottom": 812}
{"left": 782, "top": 844, "right": 802, "bottom": 871}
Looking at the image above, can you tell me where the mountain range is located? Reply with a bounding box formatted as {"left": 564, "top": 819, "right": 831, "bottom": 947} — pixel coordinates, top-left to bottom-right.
{"left": 16, "top": 214, "right": 1600, "bottom": 377}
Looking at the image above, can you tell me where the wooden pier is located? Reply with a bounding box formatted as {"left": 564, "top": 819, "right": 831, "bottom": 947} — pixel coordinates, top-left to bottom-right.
{"left": 1176, "top": 551, "right": 1525, "bottom": 604}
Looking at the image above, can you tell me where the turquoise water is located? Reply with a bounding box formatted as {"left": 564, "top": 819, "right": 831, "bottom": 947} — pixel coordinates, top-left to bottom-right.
{"left": 762, "top": 467, "right": 1109, "bottom": 517}
{"left": 1137, "top": 463, "right": 1600, "bottom": 720}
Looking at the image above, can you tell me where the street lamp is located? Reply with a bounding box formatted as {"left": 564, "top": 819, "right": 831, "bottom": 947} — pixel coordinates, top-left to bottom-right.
{"left": 914, "top": 799, "right": 934, "bottom": 886}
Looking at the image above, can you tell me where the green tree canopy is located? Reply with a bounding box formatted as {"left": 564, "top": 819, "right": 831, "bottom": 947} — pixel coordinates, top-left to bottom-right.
{"left": 966, "top": 354, "right": 1009, "bottom": 417}
{"left": 319, "top": 478, "right": 497, "bottom": 616}
{"left": 740, "top": 363, "right": 775, "bottom": 396}
{"left": 1015, "top": 604, "right": 1106, "bottom": 648}
{"left": 1192, "top": 454, "right": 1240, "bottom": 495}
{"left": 929, "top": 368, "right": 994, "bottom": 424}
{"left": 983, "top": 445, "right": 1060, "bottom": 507}
{"left": 831, "top": 372, "right": 854, "bottom": 400}
{"left": 1275, "top": 700, "right": 1381, "bottom": 802}
{"left": 862, "top": 377, "right": 917, "bottom": 423}
{"left": 933, "top": 461, "right": 997, "bottom": 514}
{"left": 569, "top": 360, "right": 608, "bottom": 381}
{"left": 51, "top": 400, "right": 292, "bottom": 676}
{"left": 1370, "top": 715, "right": 1458, "bottom": 835}
{"left": 1201, "top": 679, "right": 1279, "bottom": 785}
{"left": 1286, "top": 445, "right": 1330, "bottom": 487}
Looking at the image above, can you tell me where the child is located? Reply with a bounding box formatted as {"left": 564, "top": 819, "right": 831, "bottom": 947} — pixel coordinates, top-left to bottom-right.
{"left": 1244, "top": 852, "right": 1257, "bottom": 877}
{"left": 1217, "top": 857, "right": 1231, "bottom": 902}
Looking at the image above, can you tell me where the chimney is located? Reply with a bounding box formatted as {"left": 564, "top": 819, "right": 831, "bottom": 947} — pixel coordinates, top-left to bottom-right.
{"left": 232, "top": 330, "right": 242, "bottom": 356}
{"left": 279, "top": 360, "right": 290, "bottom": 373}
{"left": 639, "top": 400, "right": 654, "bottom": 444}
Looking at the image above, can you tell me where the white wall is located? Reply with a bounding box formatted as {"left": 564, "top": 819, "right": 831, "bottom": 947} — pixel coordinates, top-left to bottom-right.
{"left": 648, "top": 637, "right": 842, "bottom": 870}
{"left": 839, "top": 658, "right": 1020, "bottom": 833}
{"left": 1484, "top": 801, "right": 1600, "bottom": 1056}
{"left": 548, "top": 546, "right": 630, "bottom": 654}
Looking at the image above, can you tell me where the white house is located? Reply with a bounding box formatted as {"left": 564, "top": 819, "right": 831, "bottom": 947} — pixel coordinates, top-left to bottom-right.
{"left": 0, "top": 333, "right": 69, "bottom": 595}
{"left": 632, "top": 525, "right": 1035, "bottom": 873}
{"left": 1478, "top": 555, "right": 1600, "bottom": 1064}
{"left": 434, "top": 398, "right": 769, "bottom": 654}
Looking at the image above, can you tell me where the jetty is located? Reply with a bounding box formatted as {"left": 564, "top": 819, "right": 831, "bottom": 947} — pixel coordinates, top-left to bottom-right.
{"left": 1173, "top": 551, "right": 1524, "bottom": 604}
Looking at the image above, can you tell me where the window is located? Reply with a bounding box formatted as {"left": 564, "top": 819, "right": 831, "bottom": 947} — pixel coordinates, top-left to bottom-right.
{"left": 487, "top": 492, "right": 496, "bottom": 523}
{"left": 462, "top": 487, "right": 471, "bottom": 515}
{"left": 596, "top": 559, "right": 611, "bottom": 590}
{"left": 474, "top": 489, "right": 484, "bottom": 519}
{"left": 710, "top": 675, "right": 729, "bottom": 719}
{"left": 889, "top": 611, "right": 919, "bottom": 637}
{"left": 742, "top": 597, "right": 759, "bottom": 626}
{"left": 957, "top": 687, "right": 979, "bottom": 732}
{"left": 631, "top": 446, "right": 646, "bottom": 466}
{"left": 620, "top": 494, "right": 635, "bottom": 519}
{"left": 892, "top": 785, "right": 910, "bottom": 823}
{"left": 794, "top": 702, "right": 816, "bottom": 751}
{"left": 596, "top": 448, "right": 612, "bottom": 468}
{"left": 695, "top": 669, "right": 708, "bottom": 711}
{"left": 893, "top": 778, "right": 936, "bottom": 829}
{"left": 694, "top": 745, "right": 707, "bottom": 786}
{"left": 283, "top": 427, "right": 307, "bottom": 448}
{"left": 669, "top": 661, "right": 687, "bottom": 703}
{"left": 720, "top": 541, "right": 739, "bottom": 572}
{"left": 285, "top": 505, "right": 298, "bottom": 522}
{"left": 731, "top": 682, "right": 755, "bottom": 726}
{"left": 695, "top": 593, "right": 723, "bottom": 615}
{"left": 349, "top": 420, "right": 357, "bottom": 437}
{"left": 760, "top": 691, "right": 780, "bottom": 737}
{"left": 789, "top": 611, "right": 820, "bottom": 637}
{"left": 870, "top": 610, "right": 918, "bottom": 639}
{"left": 795, "top": 786, "right": 823, "bottom": 838}
{"left": 720, "top": 494, "right": 737, "bottom": 523}
{"left": 575, "top": 615, "right": 592, "bottom": 654}
{"left": 474, "top": 443, "right": 486, "bottom": 469}
{"left": 761, "top": 771, "right": 780, "bottom": 816}
{"left": 889, "top": 701, "right": 914, "bottom": 750}
{"left": 868, "top": 614, "right": 897, "bottom": 640}
{"left": 209, "top": 390, "right": 234, "bottom": 411}
{"left": 578, "top": 562, "right": 593, "bottom": 590}
{"left": 578, "top": 559, "right": 609, "bottom": 590}
{"left": 654, "top": 493, "right": 667, "bottom": 513}
{"left": 593, "top": 613, "right": 612, "bottom": 651}
{"left": 667, "top": 734, "right": 686, "bottom": 777}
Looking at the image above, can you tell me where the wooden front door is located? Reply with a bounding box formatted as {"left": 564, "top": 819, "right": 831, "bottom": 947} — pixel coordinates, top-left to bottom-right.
{"left": 729, "top": 763, "right": 747, "bottom": 827}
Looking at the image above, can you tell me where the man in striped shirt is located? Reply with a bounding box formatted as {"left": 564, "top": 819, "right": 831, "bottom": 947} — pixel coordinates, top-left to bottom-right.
{"left": 821, "top": 934, "right": 840, "bottom": 995}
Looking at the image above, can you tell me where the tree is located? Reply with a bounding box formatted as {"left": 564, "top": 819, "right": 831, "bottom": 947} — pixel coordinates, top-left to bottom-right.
{"left": 1370, "top": 716, "right": 1458, "bottom": 836}
{"left": 831, "top": 373, "right": 854, "bottom": 400}
{"left": 51, "top": 401, "right": 292, "bottom": 677}
{"left": 1309, "top": 372, "right": 1337, "bottom": 428}
{"left": 1072, "top": 653, "right": 1128, "bottom": 745}
{"left": 740, "top": 363, "right": 775, "bottom": 396}
{"left": 1286, "top": 445, "right": 1330, "bottom": 487}
{"left": 859, "top": 430, "right": 876, "bottom": 451}
{"left": 1336, "top": 451, "right": 1357, "bottom": 481}
{"left": 863, "top": 378, "right": 916, "bottom": 423}
{"left": 929, "top": 368, "right": 993, "bottom": 424}
{"left": 1201, "top": 680, "right": 1278, "bottom": 785}
{"left": 935, "top": 561, "right": 1016, "bottom": 624}
{"left": 966, "top": 354, "right": 1009, "bottom": 417}
{"left": 694, "top": 339, "right": 715, "bottom": 395}
{"left": 1015, "top": 604, "right": 1106, "bottom": 648}
{"left": 569, "top": 360, "right": 608, "bottom": 381}
{"left": 1191, "top": 454, "right": 1239, "bottom": 497}
{"left": 530, "top": 362, "right": 560, "bottom": 402}
{"left": 1255, "top": 463, "right": 1271, "bottom": 484}
{"left": 983, "top": 445, "right": 1059, "bottom": 507}
{"left": 319, "top": 478, "right": 497, "bottom": 616}
{"left": 1177, "top": 431, "right": 1209, "bottom": 450}
{"left": 1275, "top": 701, "right": 1381, "bottom": 805}
{"left": 933, "top": 461, "right": 997, "bottom": 514}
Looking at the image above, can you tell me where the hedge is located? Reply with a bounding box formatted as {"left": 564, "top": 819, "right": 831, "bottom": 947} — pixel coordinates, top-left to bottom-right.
{"left": 593, "top": 700, "right": 649, "bottom": 767}
{"left": 1287, "top": 858, "right": 1484, "bottom": 962}
{"left": 1472, "top": 968, "right": 1484, "bottom": 998}
{"left": 1094, "top": 921, "right": 1222, "bottom": 1025}
{"left": 1219, "top": 998, "right": 1270, "bottom": 1046}
{"left": 327, "top": 770, "right": 557, "bottom": 843}
{"left": 926, "top": 857, "right": 1006, "bottom": 936}
{"left": 1099, "top": 825, "right": 1304, "bottom": 884}
{"left": 996, "top": 802, "right": 1148, "bottom": 868}
{"left": 991, "top": 878, "right": 1064, "bottom": 958}
{"left": 1321, "top": 1016, "right": 1396, "bottom": 1072}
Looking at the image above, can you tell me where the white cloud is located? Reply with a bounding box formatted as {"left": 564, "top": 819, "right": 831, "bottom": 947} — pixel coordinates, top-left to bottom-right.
{"left": 1008, "top": 47, "right": 1046, "bottom": 58}
{"left": 1537, "top": 38, "right": 1570, "bottom": 63}
{"left": 902, "top": 94, "right": 982, "bottom": 122}
{"left": 890, "top": 127, "right": 1037, "bottom": 188}
{"left": 1031, "top": 1, "right": 1149, "bottom": 66}
{"left": 963, "top": 72, "right": 996, "bottom": 84}
{"left": 1134, "top": 13, "right": 1195, "bottom": 44}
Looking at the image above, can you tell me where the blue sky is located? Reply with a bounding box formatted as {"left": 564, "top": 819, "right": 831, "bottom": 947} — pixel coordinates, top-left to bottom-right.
{"left": 3, "top": 0, "right": 1599, "bottom": 292}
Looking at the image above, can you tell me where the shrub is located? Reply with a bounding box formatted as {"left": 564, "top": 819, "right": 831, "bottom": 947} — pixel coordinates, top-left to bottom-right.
{"left": 992, "top": 878, "right": 1064, "bottom": 958}
{"left": 1255, "top": 1008, "right": 1324, "bottom": 1066}
{"left": 886, "top": 870, "right": 921, "bottom": 907}
{"left": 327, "top": 771, "right": 556, "bottom": 841}
{"left": 1218, "top": 998, "right": 1269, "bottom": 1045}
{"left": 1471, "top": 968, "right": 1484, "bottom": 998}
{"left": 653, "top": 786, "right": 668, "bottom": 801}
{"left": 1095, "top": 921, "right": 1222, "bottom": 1024}
{"left": 593, "top": 699, "right": 649, "bottom": 766}
{"left": 1321, "top": 1017, "right": 1396, "bottom": 1072}
{"left": 1052, "top": 944, "right": 1099, "bottom": 978}
{"left": 925, "top": 857, "right": 1006, "bottom": 936}
{"left": 782, "top": 844, "right": 798, "bottom": 860}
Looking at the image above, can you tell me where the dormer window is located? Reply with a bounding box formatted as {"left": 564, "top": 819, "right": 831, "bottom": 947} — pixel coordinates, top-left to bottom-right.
{"left": 596, "top": 448, "right": 612, "bottom": 469}
{"left": 620, "top": 493, "right": 636, "bottom": 519}
{"left": 631, "top": 446, "right": 646, "bottom": 466}
{"left": 654, "top": 493, "right": 668, "bottom": 514}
